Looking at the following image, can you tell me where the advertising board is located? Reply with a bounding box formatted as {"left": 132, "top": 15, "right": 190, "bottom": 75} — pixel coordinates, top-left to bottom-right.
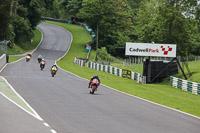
{"left": 122, "top": 69, "right": 131, "bottom": 79}
{"left": 125, "top": 43, "right": 176, "bottom": 57}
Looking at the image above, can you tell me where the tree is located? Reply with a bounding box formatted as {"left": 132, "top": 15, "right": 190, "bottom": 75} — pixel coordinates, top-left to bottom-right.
{"left": 66, "top": 0, "right": 83, "bottom": 17}
{"left": 0, "top": 0, "right": 11, "bottom": 40}
{"left": 134, "top": 0, "right": 157, "bottom": 43}
{"left": 11, "top": 14, "right": 33, "bottom": 43}
{"left": 8, "top": 0, "right": 55, "bottom": 45}
{"left": 125, "top": 0, "right": 142, "bottom": 23}
{"left": 78, "top": 0, "right": 133, "bottom": 55}
{"left": 134, "top": 0, "right": 200, "bottom": 56}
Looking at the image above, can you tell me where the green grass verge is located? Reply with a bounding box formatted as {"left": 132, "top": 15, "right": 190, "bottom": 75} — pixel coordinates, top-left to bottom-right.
{"left": 7, "top": 28, "right": 42, "bottom": 55}
{"left": 111, "top": 63, "right": 143, "bottom": 74}
{"left": 0, "top": 77, "right": 34, "bottom": 114}
{"left": 46, "top": 21, "right": 200, "bottom": 117}
{"left": 175, "top": 61, "right": 200, "bottom": 83}
{"left": 8, "top": 56, "right": 22, "bottom": 63}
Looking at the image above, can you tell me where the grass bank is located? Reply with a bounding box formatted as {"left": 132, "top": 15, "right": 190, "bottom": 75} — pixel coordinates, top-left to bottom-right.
{"left": 8, "top": 56, "right": 22, "bottom": 63}
{"left": 46, "top": 21, "right": 200, "bottom": 117}
{"left": 7, "top": 28, "right": 42, "bottom": 62}
{"left": 175, "top": 61, "right": 200, "bottom": 83}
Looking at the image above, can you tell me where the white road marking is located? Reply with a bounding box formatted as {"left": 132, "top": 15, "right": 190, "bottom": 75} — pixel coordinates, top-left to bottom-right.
{"left": 0, "top": 76, "right": 43, "bottom": 121}
{"left": 0, "top": 24, "right": 58, "bottom": 133}
{"left": 43, "top": 122, "right": 50, "bottom": 127}
{"left": 0, "top": 63, "right": 7, "bottom": 73}
{"left": 50, "top": 129, "right": 57, "bottom": 133}
{"left": 0, "top": 92, "right": 43, "bottom": 121}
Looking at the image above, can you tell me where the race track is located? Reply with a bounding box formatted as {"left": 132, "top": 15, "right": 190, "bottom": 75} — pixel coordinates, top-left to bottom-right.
{"left": 1, "top": 23, "right": 200, "bottom": 133}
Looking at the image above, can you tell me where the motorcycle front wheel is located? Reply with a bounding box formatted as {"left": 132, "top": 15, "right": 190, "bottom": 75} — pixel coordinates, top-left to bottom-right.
{"left": 51, "top": 72, "right": 55, "bottom": 77}
{"left": 90, "top": 86, "right": 96, "bottom": 94}
{"left": 41, "top": 66, "right": 44, "bottom": 70}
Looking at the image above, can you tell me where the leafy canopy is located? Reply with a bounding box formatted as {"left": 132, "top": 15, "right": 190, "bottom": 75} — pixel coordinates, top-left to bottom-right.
{"left": 78, "top": 0, "right": 133, "bottom": 55}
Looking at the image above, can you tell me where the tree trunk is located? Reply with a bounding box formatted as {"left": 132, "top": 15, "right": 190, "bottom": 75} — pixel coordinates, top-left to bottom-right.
{"left": 14, "top": 0, "right": 18, "bottom": 14}
{"left": 10, "top": 0, "right": 14, "bottom": 16}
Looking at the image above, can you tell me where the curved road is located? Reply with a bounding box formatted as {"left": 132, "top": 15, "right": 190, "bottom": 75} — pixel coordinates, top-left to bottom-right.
{"left": 1, "top": 23, "right": 200, "bottom": 133}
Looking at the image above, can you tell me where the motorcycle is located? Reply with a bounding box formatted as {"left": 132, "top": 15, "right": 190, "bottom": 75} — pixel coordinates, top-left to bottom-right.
{"left": 40, "top": 61, "right": 46, "bottom": 70}
{"left": 89, "top": 79, "right": 100, "bottom": 94}
{"left": 26, "top": 55, "right": 31, "bottom": 62}
{"left": 51, "top": 67, "right": 57, "bottom": 77}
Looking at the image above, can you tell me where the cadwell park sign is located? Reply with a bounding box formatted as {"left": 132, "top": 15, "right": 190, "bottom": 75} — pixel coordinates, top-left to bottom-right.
{"left": 125, "top": 43, "right": 176, "bottom": 57}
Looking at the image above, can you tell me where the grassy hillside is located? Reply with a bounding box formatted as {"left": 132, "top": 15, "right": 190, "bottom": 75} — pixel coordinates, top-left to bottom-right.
{"left": 46, "top": 21, "right": 200, "bottom": 117}
{"left": 7, "top": 28, "right": 42, "bottom": 62}
{"left": 175, "top": 61, "right": 200, "bottom": 83}
{"left": 7, "top": 28, "right": 42, "bottom": 55}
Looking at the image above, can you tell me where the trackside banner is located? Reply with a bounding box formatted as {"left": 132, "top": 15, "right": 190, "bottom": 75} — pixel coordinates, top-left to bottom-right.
{"left": 125, "top": 43, "right": 176, "bottom": 57}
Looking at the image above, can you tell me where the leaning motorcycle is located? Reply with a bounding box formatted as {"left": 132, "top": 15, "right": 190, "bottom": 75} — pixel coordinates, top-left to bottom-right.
{"left": 40, "top": 62, "right": 45, "bottom": 70}
{"left": 26, "top": 55, "right": 31, "bottom": 62}
{"left": 51, "top": 67, "right": 57, "bottom": 77}
{"left": 89, "top": 79, "right": 100, "bottom": 94}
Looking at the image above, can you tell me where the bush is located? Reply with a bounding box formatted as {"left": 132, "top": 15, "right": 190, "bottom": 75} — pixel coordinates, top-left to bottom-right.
{"left": 97, "top": 47, "right": 113, "bottom": 61}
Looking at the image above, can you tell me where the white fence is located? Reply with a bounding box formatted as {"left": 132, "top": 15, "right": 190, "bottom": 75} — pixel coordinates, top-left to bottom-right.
{"left": 0, "top": 54, "right": 6, "bottom": 70}
{"left": 77, "top": 60, "right": 145, "bottom": 84}
{"left": 74, "top": 58, "right": 84, "bottom": 67}
{"left": 170, "top": 76, "right": 200, "bottom": 95}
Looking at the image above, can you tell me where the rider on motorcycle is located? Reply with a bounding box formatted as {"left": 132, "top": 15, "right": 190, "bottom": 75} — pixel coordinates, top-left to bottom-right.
{"left": 26, "top": 54, "right": 32, "bottom": 61}
{"left": 88, "top": 75, "right": 100, "bottom": 88}
{"left": 40, "top": 58, "right": 46, "bottom": 68}
{"left": 51, "top": 64, "right": 58, "bottom": 72}
{"left": 37, "top": 55, "right": 43, "bottom": 63}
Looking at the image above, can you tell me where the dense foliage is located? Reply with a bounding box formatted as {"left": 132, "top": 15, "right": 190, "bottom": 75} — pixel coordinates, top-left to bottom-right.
{"left": 1, "top": 0, "right": 200, "bottom": 57}
{"left": 134, "top": 0, "right": 200, "bottom": 56}
{"left": 77, "top": 0, "right": 133, "bottom": 55}
{"left": 0, "top": 0, "right": 54, "bottom": 48}
{"left": 52, "top": 0, "right": 200, "bottom": 57}
{"left": 0, "top": 0, "right": 11, "bottom": 40}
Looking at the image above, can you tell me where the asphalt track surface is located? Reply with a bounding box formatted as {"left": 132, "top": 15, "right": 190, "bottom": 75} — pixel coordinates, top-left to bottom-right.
{"left": 1, "top": 23, "right": 200, "bottom": 133}
{"left": 0, "top": 94, "right": 51, "bottom": 133}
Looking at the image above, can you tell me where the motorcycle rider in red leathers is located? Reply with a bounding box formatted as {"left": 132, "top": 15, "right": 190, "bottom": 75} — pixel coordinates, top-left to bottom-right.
{"left": 88, "top": 75, "right": 100, "bottom": 88}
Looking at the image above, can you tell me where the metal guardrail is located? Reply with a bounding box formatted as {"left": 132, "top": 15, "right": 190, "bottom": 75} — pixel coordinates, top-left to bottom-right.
{"left": 0, "top": 40, "right": 8, "bottom": 56}
{"left": 86, "top": 61, "right": 144, "bottom": 84}
{"left": 74, "top": 57, "right": 147, "bottom": 85}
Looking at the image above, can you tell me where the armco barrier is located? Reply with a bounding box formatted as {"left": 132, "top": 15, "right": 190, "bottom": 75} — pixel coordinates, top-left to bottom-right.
{"left": 74, "top": 57, "right": 84, "bottom": 67}
{"left": 83, "top": 60, "right": 143, "bottom": 84}
{"left": 0, "top": 54, "right": 6, "bottom": 70}
{"left": 170, "top": 76, "right": 200, "bottom": 95}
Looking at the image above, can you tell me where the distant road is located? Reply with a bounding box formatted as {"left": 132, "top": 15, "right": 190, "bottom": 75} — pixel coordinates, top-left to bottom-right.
{"left": 1, "top": 23, "right": 200, "bottom": 133}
